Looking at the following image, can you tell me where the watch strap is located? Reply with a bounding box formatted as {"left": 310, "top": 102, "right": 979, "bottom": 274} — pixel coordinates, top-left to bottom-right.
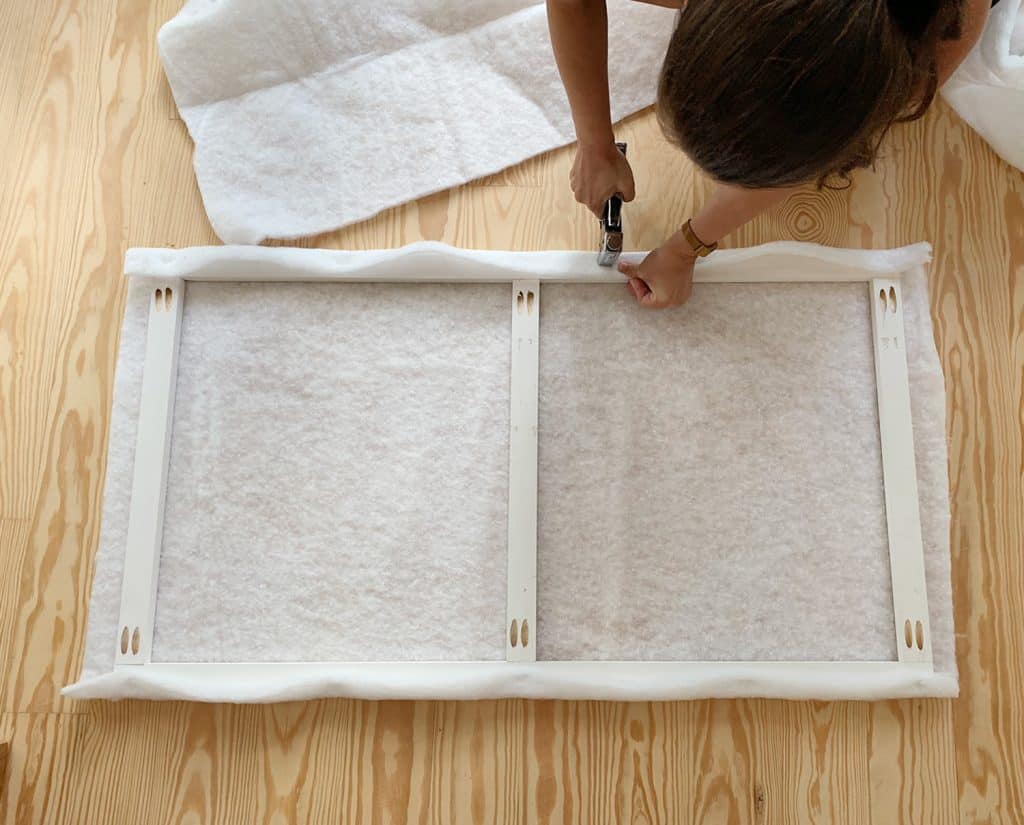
{"left": 680, "top": 219, "right": 718, "bottom": 257}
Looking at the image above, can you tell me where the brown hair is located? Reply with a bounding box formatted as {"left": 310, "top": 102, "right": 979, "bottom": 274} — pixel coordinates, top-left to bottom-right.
{"left": 657, "top": 0, "right": 964, "bottom": 188}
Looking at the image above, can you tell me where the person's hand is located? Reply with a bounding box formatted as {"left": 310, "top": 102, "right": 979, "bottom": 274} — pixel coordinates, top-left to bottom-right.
{"left": 570, "top": 140, "right": 635, "bottom": 215}
{"left": 617, "top": 233, "right": 698, "bottom": 309}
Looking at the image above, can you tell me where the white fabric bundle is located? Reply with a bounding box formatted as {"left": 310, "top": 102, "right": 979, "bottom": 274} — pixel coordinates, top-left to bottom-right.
{"left": 158, "top": 0, "right": 673, "bottom": 243}
{"left": 943, "top": 0, "right": 1024, "bottom": 171}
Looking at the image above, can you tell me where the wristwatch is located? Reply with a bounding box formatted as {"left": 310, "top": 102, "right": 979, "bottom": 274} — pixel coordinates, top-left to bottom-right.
{"left": 680, "top": 219, "right": 718, "bottom": 257}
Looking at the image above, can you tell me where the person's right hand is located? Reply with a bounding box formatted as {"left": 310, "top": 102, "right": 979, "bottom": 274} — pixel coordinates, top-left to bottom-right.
{"left": 569, "top": 140, "right": 636, "bottom": 216}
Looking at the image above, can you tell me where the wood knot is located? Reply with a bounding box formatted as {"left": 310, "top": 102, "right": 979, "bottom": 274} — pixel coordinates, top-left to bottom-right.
{"left": 754, "top": 783, "right": 767, "bottom": 818}
{"left": 778, "top": 188, "right": 845, "bottom": 245}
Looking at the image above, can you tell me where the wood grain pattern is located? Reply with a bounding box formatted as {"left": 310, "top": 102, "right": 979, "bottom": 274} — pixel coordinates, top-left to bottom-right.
{"left": 0, "top": 0, "right": 1022, "bottom": 821}
{"left": 0, "top": 719, "right": 9, "bottom": 810}
{"left": 27, "top": 701, "right": 525, "bottom": 824}
{"left": 0, "top": 713, "right": 86, "bottom": 825}
{"left": 869, "top": 700, "right": 958, "bottom": 825}
{"left": 0, "top": 519, "right": 29, "bottom": 712}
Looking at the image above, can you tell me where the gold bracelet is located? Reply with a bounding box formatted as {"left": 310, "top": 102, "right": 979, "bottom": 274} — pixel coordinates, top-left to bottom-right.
{"left": 680, "top": 219, "right": 718, "bottom": 257}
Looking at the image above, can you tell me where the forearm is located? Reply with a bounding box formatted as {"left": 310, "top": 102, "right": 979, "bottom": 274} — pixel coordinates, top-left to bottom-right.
{"left": 626, "top": 182, "right": 793, "bottom": 307}
{"left": 688, "top": 183, "right": 792, "bottom": 245}
{"left": 656, "top": 183, "right": 792, "bottom": 263}
{"left": 546, "top": 0, "right": 614, "bottom": 145}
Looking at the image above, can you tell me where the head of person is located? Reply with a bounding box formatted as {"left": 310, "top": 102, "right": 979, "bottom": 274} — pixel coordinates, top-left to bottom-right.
{"left": 657, "top": 0, "right": 963, "bottom": 188}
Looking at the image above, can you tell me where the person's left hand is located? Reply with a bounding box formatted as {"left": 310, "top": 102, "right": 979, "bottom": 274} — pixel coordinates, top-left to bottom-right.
{"left": 617, "top": 235, "right": 698, "bottom": 309}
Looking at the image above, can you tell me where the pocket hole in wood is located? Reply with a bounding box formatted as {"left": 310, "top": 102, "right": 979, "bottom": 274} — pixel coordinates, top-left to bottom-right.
{"left": 888, "top": 286, "right": 897, "bottom": 312}
{"left": 904, "top": 619, "right": 913, "bottom": 648}
{"left": 120, "top": 626, "right": 129, "bottom": 654}
{"left": 131, "top": 627, "right": 141, "bottom": 655}
{"left": 509, "top": 619, "right": 518, "bottom": 647}
{"left": 521, "top": 619, "right": 529, "bottom": 647}
{"left": 915, "top": 620, "right": 924, "bottom": 651}
{"left": 516, "top": 291, "right": 525, "bottom": 314}
{"left": 164, "top": 287, "right": 173, "bottom": 310}
{"left": 527, "top": 290, "right": 535, "bottom": 315}
{"left": 155, "top": 288, "right": 163, "bottom": 309}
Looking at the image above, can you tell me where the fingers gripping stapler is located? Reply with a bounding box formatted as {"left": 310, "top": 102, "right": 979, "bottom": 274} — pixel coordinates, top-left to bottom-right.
{"left": 597, "top": 142, "right": 627, "bottom": 267}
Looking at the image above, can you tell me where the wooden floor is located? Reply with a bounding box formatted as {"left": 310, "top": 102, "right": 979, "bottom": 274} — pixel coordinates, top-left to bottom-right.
{"left": 1, "top": 0, "right": 1022, "bottom": 822}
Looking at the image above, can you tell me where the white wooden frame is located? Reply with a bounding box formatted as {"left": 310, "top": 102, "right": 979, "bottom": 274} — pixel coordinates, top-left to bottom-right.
{"left": 109, "top": 244, "right": 935, "bottom": 697}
